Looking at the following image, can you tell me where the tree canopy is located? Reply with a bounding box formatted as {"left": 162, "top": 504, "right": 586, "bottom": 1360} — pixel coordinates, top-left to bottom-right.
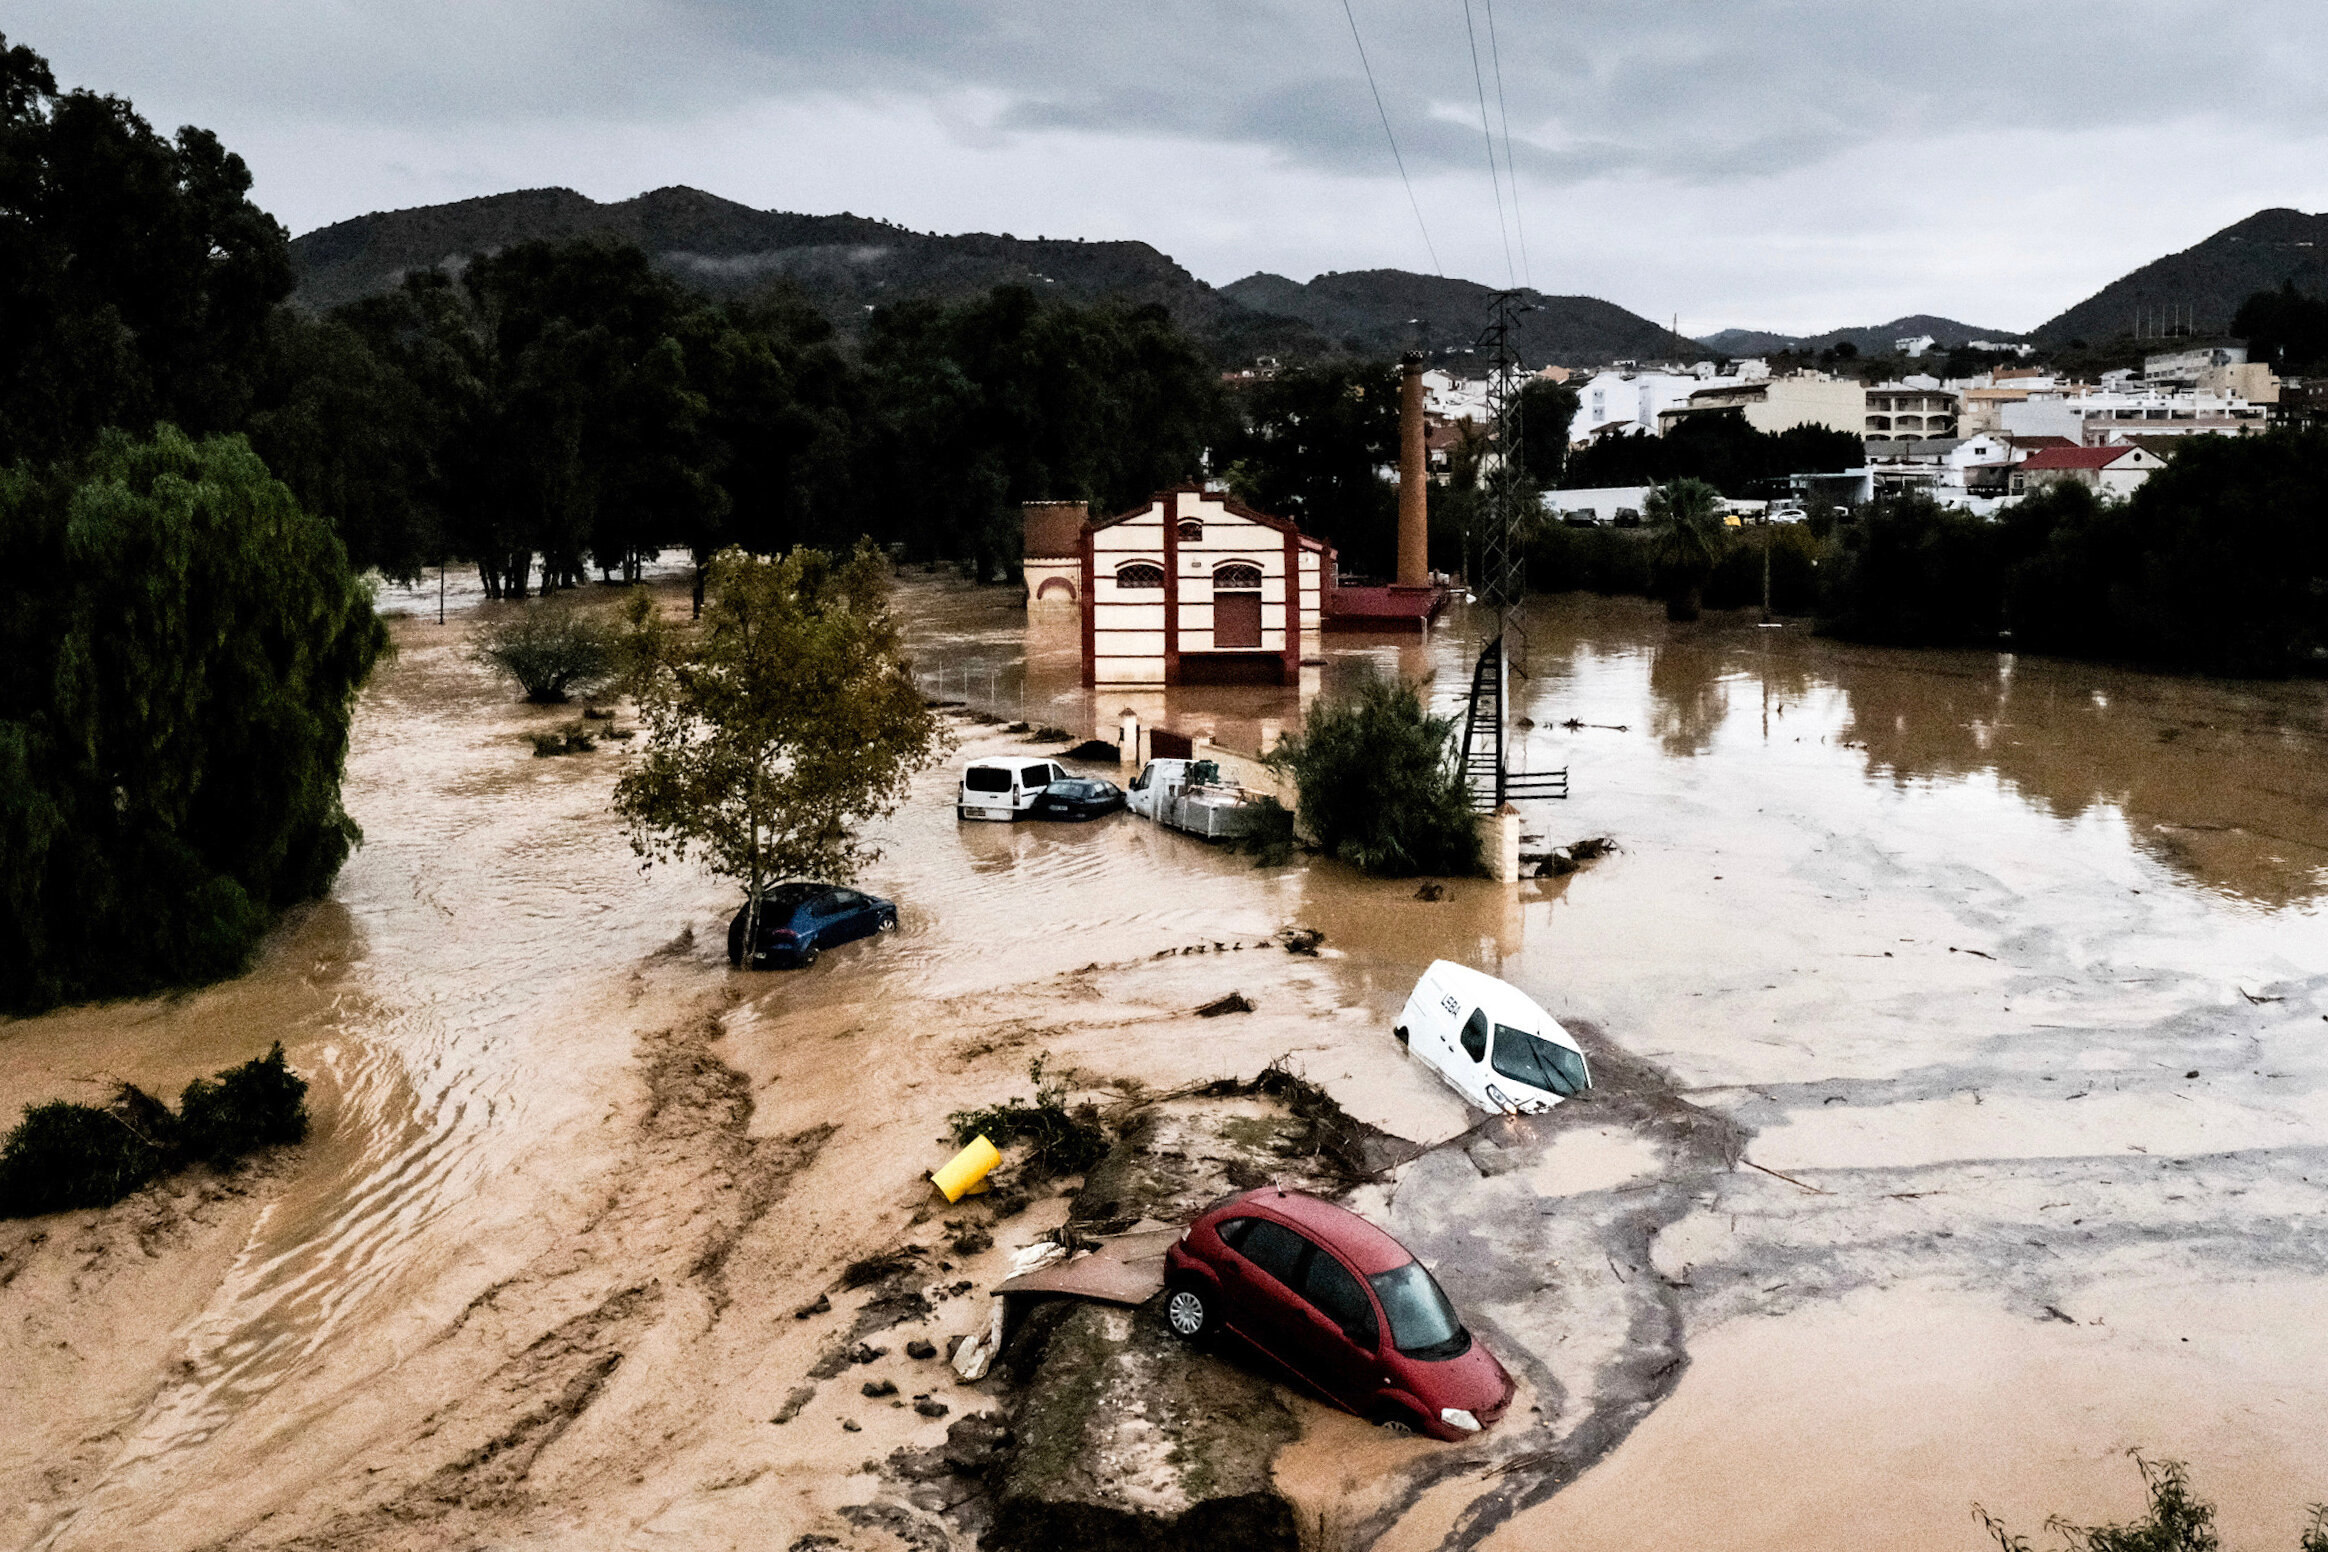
{"left": 0, "top": 32, "right": 292, "bottom": 467}
{"left": 0, "top": 427, "right": 387, "bottom": 1012}
{"left": 1565, "top": 411, "right": 1862, "bottom": 498}
{"left": 1220, "top": 360, "right": 1402, "bottom": 575}
{"left": 612, "top": 544, "right": 946, "bottom": 936}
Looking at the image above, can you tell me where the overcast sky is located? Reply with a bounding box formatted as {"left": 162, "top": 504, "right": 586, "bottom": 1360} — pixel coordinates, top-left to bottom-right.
{"left": 16, "top": 1, "right": 2328, "bottom": 335}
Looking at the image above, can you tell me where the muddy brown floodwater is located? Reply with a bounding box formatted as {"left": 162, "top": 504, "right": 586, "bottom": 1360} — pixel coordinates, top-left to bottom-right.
{"left": 1, "top": 576, "right": 2324, "bottom": 1552}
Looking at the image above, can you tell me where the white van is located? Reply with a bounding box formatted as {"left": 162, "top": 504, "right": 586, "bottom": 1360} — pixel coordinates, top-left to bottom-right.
{"left": 957, "top": 757, "right": 1069, "bottom": 822}
{"left": 1394, "top": 960, "right": 1591, "bottom": 1114}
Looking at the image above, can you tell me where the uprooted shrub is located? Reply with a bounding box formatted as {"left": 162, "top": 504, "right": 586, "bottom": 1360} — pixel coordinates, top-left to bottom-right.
{"left": 0, "top": 1043, "right": 310, "bottom": 1217}
{"left": 1975, "top": 1451, "right": 2328, "bottom": 1552}
{"left": 948, "top": 1056, "right": 1108, "bottom": 1180}
{"left": 469, "top": 597, "right": 620, "bottom": 703}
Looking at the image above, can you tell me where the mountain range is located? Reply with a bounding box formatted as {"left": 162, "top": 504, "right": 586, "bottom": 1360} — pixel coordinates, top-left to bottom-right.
{"left": 286, "top": 186, "right": 1702, "bottom": 365}
{"left": 289, "top": 188, "right": 2328, "bottom": 368}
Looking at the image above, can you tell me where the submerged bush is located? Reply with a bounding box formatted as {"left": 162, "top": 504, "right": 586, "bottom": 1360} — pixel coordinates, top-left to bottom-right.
{"left": 0, "top": 1043, "right": 309, "bottom": 1217}
{"left": 1975, "top": 1451, "right": 2328, "bottom": 1552}
{"left": 1268, "top": 670, "right": 1484, "bottom": 878}
{"left": 470, "top": 598, "right": 620, "bottom": 702}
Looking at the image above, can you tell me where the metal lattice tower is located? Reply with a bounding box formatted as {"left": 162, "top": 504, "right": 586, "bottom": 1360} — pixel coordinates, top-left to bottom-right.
{"left": 1458, "top": 291, "right": 1566, "bottom": 811}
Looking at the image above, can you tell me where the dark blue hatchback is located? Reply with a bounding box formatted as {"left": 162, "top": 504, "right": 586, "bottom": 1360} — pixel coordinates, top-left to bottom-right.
{"left": 726, "top": 882, "right": 899, "bottom": 969}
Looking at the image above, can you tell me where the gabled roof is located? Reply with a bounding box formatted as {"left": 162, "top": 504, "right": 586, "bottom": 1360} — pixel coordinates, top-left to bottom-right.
{"left": 1086, "top": 486, "right": 1333, "bottom": 553}
{"left": 2021, "top": 444, "right": 2145, "bottom": 471}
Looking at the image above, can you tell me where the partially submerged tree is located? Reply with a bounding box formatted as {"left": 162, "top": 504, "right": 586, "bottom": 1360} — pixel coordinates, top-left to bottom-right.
{"left": 1644, "top": 476, "right": 1729, "bottom": 621}
{"left": 1268, "top": 670, "right": 1482, "bottom": 878}
{"left": 469, "top": 597, "right": 619, "bottom": 703}
{"left": 611, "top": 544, "right": 946, "bottom": 949}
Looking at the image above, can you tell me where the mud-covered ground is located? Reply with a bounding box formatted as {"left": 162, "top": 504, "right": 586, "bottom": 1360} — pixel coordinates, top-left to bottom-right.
{"left": 2, "top": 579, "right": 2325, "bottom": 1551}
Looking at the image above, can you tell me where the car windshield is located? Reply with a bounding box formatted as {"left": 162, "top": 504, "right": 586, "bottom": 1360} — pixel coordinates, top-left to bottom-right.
{"left": 1491, "top": 1024, "right": 1590, "bottom": 1097}
{"left": 964, "top": 767, "right": 1011, "bottom": 792}
{"left": 1367, "top": 1261, "right": 1469, "bottom": 1359}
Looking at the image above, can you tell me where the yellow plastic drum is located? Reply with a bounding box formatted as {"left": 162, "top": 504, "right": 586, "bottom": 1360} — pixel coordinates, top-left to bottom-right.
{"left": 931, "top": 1135, "right": 1002, "bottom": 1203}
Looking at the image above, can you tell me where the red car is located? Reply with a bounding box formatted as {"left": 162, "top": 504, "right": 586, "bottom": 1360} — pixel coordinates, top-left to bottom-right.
{"left": 1162, "top": 1187, "right": 1514, "bottom": 1440}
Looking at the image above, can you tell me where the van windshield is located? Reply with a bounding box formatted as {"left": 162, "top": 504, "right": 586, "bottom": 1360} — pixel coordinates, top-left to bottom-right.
{"left": 1491, "top": 1025, "right": 1590, "bottom": 1097}
{"left": 1367, "top": 1261, "right": 1469, "bottom": 1359}
{"left": 964, "top": 768, "right": 1011, "bottom": 792}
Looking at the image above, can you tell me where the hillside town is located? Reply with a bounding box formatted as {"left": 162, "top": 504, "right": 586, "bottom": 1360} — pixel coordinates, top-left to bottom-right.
{"left": 1383, "top": 338, "right": 2289, "bottom": 520}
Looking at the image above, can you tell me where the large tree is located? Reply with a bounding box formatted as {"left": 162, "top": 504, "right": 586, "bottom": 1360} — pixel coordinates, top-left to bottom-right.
{"left": 612, "top": 544, "right": 946, "bottom": 950}
{"left": 0, "top": 427, "right": 387, "bottom": 1013}
{"left": 0, "top": 33, "right": 292, "bottom": 466}
{"left": 859, "top": 287, "right": 1227, "bottom": 576}
{"left": 1220, "top": 359, "right": 1401, "bottom": 575}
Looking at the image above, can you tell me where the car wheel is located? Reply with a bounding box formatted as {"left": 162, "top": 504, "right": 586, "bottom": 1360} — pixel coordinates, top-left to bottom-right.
{"left": 1163, "top": 1285, "right": 1211, "bottom": 1341}
{"left": 1373, "top": 1409, "right": 1425, "bottom": 1437}
{"left": 877, "top": 912, "right": 897, "bottom": 933}
{"left": 797, "top": 941, "right": 820, "bottom": 968}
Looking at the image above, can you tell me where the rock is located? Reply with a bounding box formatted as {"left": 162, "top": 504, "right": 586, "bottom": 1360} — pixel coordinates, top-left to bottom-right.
{"left": 942, "top": 1412, "right": 1014, "bottom": 1473}
{"left": 1194, "top": 992, "right": 1254, "bottom": 1018}
{"left": 793, "top": 1293, "right": 830, "bottom": 1319}
{"left": 906, "top": 1339, "right": 938, "bottom": 1360}
{"left": 852, "top": 1342, "right": 888, "bottom": 1365}
{"left": 770, "top": 1385, "right": 816, "bottom": 1424}
{"left": 841, "top": 1419, "right": 861, "bottom": 1432}
{"left": 863, "top": 1379, "right": 899, "bottom": 1398}
{"left": 914, "top": 1398, "right": 950, "bottom": 1418}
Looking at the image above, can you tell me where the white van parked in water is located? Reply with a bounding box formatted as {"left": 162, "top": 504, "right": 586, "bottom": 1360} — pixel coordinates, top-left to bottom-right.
{"left": 1395, "top": 960, "right": 1591, "bottom": 1115}
{"left": 957, "top": 757, "right": 1070, "bottom": 822}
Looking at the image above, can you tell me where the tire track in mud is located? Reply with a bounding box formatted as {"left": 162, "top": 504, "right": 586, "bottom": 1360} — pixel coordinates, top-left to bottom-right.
{"left": 251, "top": 1010, "right": 833, "bottom": 1552}
{"left": 1346, "top": 1022, "right": 1747, "bottom": 1552}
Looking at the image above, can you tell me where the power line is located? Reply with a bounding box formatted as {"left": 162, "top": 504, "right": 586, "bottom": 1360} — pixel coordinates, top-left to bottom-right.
{"left": 1338, "top": 0, "right": 1442, "bottom": 278}
{"left": 1460, "top": 0, "right": 1517, "bottom": 288}
{"left": 1481, "top": 0, "right": 1531, "bottom": 289}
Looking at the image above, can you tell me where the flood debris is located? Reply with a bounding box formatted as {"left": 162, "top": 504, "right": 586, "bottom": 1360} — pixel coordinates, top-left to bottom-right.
{"left": 946, "top": 1057, "right": 1108, "bottom": 1181}
{"left": 1059, "top": 739, "right": 1120, "bottom": 761}
{"left": 1275, "top": 925, "right": 1324, "bottom": 956}
{"left": 1524, "top": 835, "right": 1620, "bottom": 878}
{"left": 1414, "top": 882, "right": 1446, "bottom": 901}
{"left": 1195, "top": 992, "right": 1255, "bottom": 1018}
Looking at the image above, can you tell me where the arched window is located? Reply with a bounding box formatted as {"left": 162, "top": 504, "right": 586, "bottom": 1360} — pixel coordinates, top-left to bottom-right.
{"left": 1212, "top": 563, "right": 1263, "bottom": 591}
{"left": 1177, "top": 518, "right": 1203, "bottom": 542}
{"left": 1115, "top": 562, "right": 1165, "bottom": 589}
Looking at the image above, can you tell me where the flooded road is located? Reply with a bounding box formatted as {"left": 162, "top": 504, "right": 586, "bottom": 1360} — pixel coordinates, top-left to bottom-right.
{"left": 0, "top": 574, "right": 2322, "bottom": 1550}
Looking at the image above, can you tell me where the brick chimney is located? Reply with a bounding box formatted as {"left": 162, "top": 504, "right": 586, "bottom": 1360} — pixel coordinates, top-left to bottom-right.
{"left": 1396, "top": 352, "right": 1428, "bottom": 588}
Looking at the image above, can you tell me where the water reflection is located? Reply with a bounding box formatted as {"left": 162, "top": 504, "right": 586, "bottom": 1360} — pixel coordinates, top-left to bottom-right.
{"left": 895, "top": 579, "right": 2328, "bottom": 908}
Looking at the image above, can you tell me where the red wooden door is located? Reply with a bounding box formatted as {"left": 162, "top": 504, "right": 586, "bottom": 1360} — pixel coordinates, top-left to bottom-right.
{"left": 1215, "top": 591, "right": 1262, "bottom": 648}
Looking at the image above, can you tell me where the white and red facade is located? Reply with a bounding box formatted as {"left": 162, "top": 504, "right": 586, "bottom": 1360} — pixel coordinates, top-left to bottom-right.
{"left": 1080, "top": 488, "right": 1332, "bottom": 686}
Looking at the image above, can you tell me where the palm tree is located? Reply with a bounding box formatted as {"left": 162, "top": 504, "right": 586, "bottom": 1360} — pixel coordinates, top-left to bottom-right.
{"left": 1644, "top": 476, "right": 1728, "bottom": 621}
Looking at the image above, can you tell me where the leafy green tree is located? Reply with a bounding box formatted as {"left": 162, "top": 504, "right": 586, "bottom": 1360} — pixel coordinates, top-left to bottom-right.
{"left": 2232, "top": 283, "right": 2328, "bottom": 374}
{"left": 1644, "top": 477, "right": 1729, "bottom": 620}
{"left": 860, "top": 287, "right": 1225, "bottom": 577}
{"left": 611, "top": 544, "right": 946, "bottom": 949}
{"left": 1515, "top": 378, "right": 1579, "bottom": 486}
{"left": 243, "top": 308, "right": 444, "bottom": 582}
{"left": 0, "top": 427, "right": 387, "bottom": 1012}
{"left": 0, "top": 32, "right": 291, "bottom": 466}
{"left": 1267, "top": 671, "right": 1482, "bottom": 878}
{"left": 1565, "top": 410, "right": 1861, "bottom": 498}
{"left": 1221, "top": 359, "right": 1401, "bottom": 574}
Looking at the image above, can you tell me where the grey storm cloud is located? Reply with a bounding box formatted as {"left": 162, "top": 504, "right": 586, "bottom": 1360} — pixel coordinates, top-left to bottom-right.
{"left": 22, "top": 0, "right": 2328, "bottom": 187}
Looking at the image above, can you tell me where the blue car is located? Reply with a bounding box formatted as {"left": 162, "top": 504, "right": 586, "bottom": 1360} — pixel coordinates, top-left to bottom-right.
{"left": 726, "top": 882, "right": 899, "bottom": 969}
